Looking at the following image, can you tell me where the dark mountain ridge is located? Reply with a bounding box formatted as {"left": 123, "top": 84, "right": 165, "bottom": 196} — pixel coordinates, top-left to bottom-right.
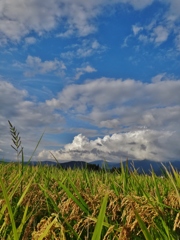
{"left": 1, "top": 159, "right": 180, "bottom": 175}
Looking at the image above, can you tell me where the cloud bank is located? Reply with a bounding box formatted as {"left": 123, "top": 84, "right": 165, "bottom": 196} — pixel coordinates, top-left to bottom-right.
{"left": 43, "top": 76, "right": 180, "bottom": 162}
{"left": 1, "top": 75, "right": 180, "bottom": 162}
{"left": 0, "top": 79, "right": 64, "bottom": 159}
{"left": 38, "top": 130, "right": 180, "bottom": 162}
{"left": 46, "top": 77, "right": 180, "bottom": 130}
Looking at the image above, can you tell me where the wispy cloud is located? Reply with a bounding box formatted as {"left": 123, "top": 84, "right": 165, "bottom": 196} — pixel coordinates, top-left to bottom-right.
{"left": 132, "top": 25, "right": 143, "bottom": 35}
{"left": 127, "top": 1, "right": 180, "bottom": 50}
{"left": 61, "top": 39, "right": 106, "bottom": 59}
{"left": 24, "top": 37, "right": 37, "bottom": 45}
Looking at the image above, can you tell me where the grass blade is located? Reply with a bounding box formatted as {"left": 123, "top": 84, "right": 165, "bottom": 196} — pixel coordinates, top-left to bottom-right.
{"left": 27, "top": 130, "right": 45, "bottom": 163}
{"left": 55, "top": 176, "right": 89, "bottom": 215}
{"left": 92, "top": 194, "right": 108, "bottom": 240}
{"left": 0, "top": 178, "right": 18, "bottom": 240}
{"left": 134, "top": 209, "right": 153, "bottom": 240}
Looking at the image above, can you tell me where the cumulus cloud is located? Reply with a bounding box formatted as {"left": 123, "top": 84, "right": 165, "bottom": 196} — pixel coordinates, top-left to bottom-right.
{"left": 1, "top": 76, "right": 180, "bottom": 162}
{"left": 165, "top": 0, "right": 180, "bottom": 20}
{"left": 0, "top": 0, "right": 61, "bottom": 43}
{"left": 38, "top": 129, "right": 180, "bottom": 162}
{"left": 153, "top": 25, "right": 169, "bottom": 44}
{"left": 134, "top": 22, "right": 171, "bottom": 46}
{"left": 1, "top": 0, "right": 179, "bottom": 49}
{"left": 46, "top": 77, "right": 180, "bottom": 108}
{"left": 0, "top": 0, "right": 155, "bottom": 44}
{"left": 0, "top": 80, "right": 63, "bottom": 128}
{"left": 75, "top": 65, "right": 97, "bottom": 80}
{"left": 46, "top": 77, "right": 180, "bottom": 136}
{"left": 14, "top": 55, "right": 66, "bottom": 77}
{"left": 0, "top": 79, "right": 64, "bottom": 160}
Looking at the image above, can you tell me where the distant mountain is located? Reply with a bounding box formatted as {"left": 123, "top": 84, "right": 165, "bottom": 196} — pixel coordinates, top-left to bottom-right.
{"left": 3, "top": 160, "right": 100, "bottom": 171}
{"left": 91, "top": 159, "right": 180, "bottom": 175}
{"left": 1, "top": 159, "right": 180, "bottom": 175}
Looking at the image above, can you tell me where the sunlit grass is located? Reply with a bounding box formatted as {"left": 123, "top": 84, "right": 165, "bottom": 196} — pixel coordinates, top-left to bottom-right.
{"left": 0, "top": 162, "right": 179, "bottom": 239}
{"left": 0, "top": 121, "right": 179, "bottom": 239}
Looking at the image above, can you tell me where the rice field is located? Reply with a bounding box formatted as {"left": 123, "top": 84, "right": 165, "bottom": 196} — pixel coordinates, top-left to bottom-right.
{"left": 0, "top": 161, "right": 180, "bottom": 240}
{"left": 0, "top": 121, "right": 179, "bottom": 239}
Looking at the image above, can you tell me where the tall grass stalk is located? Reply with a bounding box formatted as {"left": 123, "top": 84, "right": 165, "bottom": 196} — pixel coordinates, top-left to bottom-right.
{"left": 92, "top": 194, "right": 108, "bottom": 240}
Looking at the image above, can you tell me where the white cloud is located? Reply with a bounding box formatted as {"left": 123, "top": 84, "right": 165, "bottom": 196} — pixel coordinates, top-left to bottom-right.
{"left": 46, "top": 77, "right": 180, "bottom": 132}
{"left": 61, "top": 39, "right": 106, "bottom": 59}
{"left": 75, "top": 65, "right": 97, "bottom": 80}
{"left": 56, "top": 29, "right": 74, "bottom": 38}
{"left": 132, "top": 25, "right": 143, "bottom": 35}
{"left": 151, "top": 73, "right": 167, "bottom": 83}
{"left": 100, "top": 119, "right": 120, "bottom": 128}
{"left": 0, "top": 79, "right": 63, "bottom": 128}
{"left": 175, "top": 33, "right": 180, "bottom": 51}
{"left": 135, "top": 24, "right": 170, "bottom": 46}
{"left": 0, "top": 79, "right": 64, "bottom": 160}
{"left": 126, "top": 0, "right": 154, "bottom": 10}
{"left": 164, "top": 0, "right": 180, "bottom": 20}
{"left": 24, "top": 37, "right": 37, "bottom": 45}
{"left": 130, "top": 1, "right": 180, "bottom": 50}
{"left": 138, "top": 34, "right": 148, "bottom": 43}
{"left": 153, "top": 25, "right": 169, "bottom": 44}
{"left": 14, "top": 55, "right": 66, "bottom": 77}
{"left": 38, "top": 129, "right": 180, "bottom": 162}
{"left": 1, "top": 76, "right": 180, "bottom": 162}
{"left": 0, "top": 0, "right": 155, "bottom": 44}
{"left": 0, "top": 0, "right": 61, "bottom": 43}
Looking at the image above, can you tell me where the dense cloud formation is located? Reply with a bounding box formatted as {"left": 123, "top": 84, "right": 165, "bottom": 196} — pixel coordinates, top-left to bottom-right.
{"left": 1, "top": 0, "right": 180, "bottom": 162}
{"left": 1, "top": 75, "right": 180, "bottom": 162}
{"left": 45, "top": 77, "right": 180, "bottom": 162}
{"left": 0, "top": 79, "right": 64, "bottom": 159}
{"left": 46, "top": 77, "right": 180, "bottom": 130}
{"left": 38, "top": 130, "right": 180, "bottom": 162}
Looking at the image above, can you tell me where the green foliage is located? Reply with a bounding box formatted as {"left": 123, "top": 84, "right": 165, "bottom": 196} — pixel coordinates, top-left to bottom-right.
{"left": 0, "top": 122, "right": 179, "bottom": 239}
{"left": 0, "top": 163, "right": 179, "bottom": 239}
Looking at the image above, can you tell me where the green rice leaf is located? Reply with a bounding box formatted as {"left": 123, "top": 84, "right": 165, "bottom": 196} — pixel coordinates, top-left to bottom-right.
{"left": 92, "top": 194, "right": 108, "bottom": 240}
{"left": 0, "top": 178, "right": 19, "bottom": 240}
{"left": 134, "top": 209, "right": 153, "bottom": 240}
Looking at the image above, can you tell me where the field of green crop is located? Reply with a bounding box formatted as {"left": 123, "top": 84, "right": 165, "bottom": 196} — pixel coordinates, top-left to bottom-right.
{"left": 0, "top": 161, "right": 180, "bottom": 240}
{"left": 0, "top": 121, "right": 179, "bottom": 239}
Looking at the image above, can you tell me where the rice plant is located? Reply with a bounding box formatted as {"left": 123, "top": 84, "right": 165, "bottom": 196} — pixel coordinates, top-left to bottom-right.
{"left": 0, "top": 122, "right": 179, "bottom": 239}
{"left": 8, "top": 120, "right": 23, "bottom": 165}
{"left": 8, "top": 120, "right": 24, "bottom": 195}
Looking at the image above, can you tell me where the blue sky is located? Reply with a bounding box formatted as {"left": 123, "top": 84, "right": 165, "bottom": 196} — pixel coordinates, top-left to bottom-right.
{"left": 0, "top": 0, "right": 180, "bottom": 162}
